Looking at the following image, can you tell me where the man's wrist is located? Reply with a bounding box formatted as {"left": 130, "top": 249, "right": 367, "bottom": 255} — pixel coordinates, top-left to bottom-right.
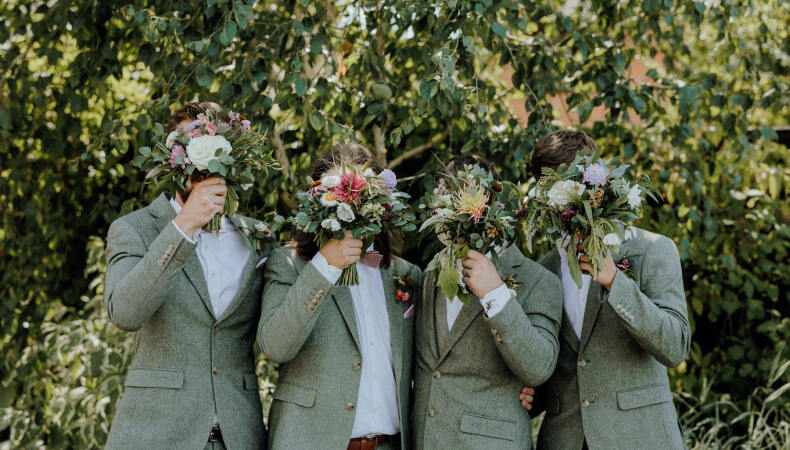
{"left": 173, "top": 215, "right": 199, "bottom": 238}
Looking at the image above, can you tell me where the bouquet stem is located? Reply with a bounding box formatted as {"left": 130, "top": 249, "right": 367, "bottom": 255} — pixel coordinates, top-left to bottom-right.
{"left": 339, "top": 264, "right": 360, "bottom": 286}
{"left": 204, "top": 213, "right": 222, "bottom": 233}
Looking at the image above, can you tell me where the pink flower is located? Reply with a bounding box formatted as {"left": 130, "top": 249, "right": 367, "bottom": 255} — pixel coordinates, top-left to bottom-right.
{"left": 401, "top": 292, "right": 410, "bottom": 303}
{"left": 241, "top": 119, "right": 251, "bottom": 133}
{"left": 227, "top": 111, "right": 239, "bottom": 121}
{"left": 205, "top": 122, "right": 217, "bottom": 136}
{"left": 169, "top": 145, "right": 189, "bottom": 169}
{"left": 617, "top": 257, "right": 631, "bottom": 271}
{"left": 331, "top": 172, "right": 367, "bottom": 203}
{"left": 191, "top": 128, "right": 203, "bottom": 138}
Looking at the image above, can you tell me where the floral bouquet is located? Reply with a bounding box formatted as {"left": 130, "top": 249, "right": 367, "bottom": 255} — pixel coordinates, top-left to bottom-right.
{"left": 419, "top": 163, "right": 518, "bottom": 304}
{"left": 136, "top": 109, "right": 277, "bottom": 232}
{"left": 290, "top": 165, "right": 416, "bottom": 285}
{"left": 523, "top": 149, "right": 657, "bottom": 288}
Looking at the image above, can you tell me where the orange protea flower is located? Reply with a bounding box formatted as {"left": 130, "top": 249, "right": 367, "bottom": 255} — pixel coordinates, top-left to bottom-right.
{"left": 311, "top": 179, "right": 322, "bottom": 187}
{"left": 454, "top": 187, "right": 489, "bottom": 223}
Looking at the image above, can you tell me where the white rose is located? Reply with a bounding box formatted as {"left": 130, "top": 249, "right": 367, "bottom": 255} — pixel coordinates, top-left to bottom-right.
{"left": 627, "top": 184, "right": 642, "bottom": 210}
{"left": 185, "top": 135, "right": 232, "bottom": 171}
{"left": 165, "top": 131, "right": 179, "bottom": 149}
{"left": 321, "top": 218, "right": 341, "bottom": 231}
{"left": 603, "top": 233, "right": 621, "bottom": 247}
{"left": 547, "top": 180, "right": 586, "bottom": 207}
{"left": 336, "top": 203, "right": 355, "bottom": 222}
{"left": 321, "top": 174, "right": 341, "bottom": 188}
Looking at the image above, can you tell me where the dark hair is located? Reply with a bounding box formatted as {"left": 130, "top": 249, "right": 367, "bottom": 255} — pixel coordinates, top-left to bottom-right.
{"left": 437, "top": 155, "right": 500, "bottom": 184}
{"left": 529, "top": 129, "right": 597, "bottom": 177}
{"left": 294, "top": 143, "right": 392, "bottom": 268}
{"left": 166, "top": 102, "right": 222, "bottom": 133}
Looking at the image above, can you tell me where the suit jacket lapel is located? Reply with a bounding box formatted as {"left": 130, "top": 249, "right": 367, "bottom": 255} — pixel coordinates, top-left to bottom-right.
{"left": 422, "top": 270, "right": 440, "bottom": 361}
{"left": 148, "top": 194, "right": 215, "bottom": 320}
{"left": 541, "top": 248, "right": 581, "bottom": 352}
{"left": 332, "top": 285, "right": 361, "bottom": 350}
{"left": 381, "top": 265, "right": 404, "bottom": 386}
{"left": 578, "top": 281, "right": 602, "bottom": 351}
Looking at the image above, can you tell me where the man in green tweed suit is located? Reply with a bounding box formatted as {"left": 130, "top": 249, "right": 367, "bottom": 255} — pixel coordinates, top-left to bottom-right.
{"left": 258, "top": 143, "right": 421, "bottom": 450}
{"left": 104, "top": 103, "right": 268, "bottom": 450}
{"left": 522, "top": 130, "right": 690, "bottom": 450}
{"left": 413, "top": 157, "right": 563, "bottom": 450}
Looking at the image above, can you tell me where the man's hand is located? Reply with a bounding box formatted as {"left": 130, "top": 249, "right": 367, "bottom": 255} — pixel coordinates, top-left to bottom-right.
{"left": 320, "top": 230, "right": 363, "bottom": 269}
{"left": 173, "top": 177, "right": 226, "bottom": 237}
{"left": 578, "top": 246, "right": 617, "bottom": 291}
{"left": 519, "top": 386, "right": 535, "bottom": 411}
{"left": 461, "top": 249, "right": 504, "bottom": 299}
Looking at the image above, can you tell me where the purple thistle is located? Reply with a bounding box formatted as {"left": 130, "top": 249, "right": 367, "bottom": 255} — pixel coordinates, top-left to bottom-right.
{"left": 379, "top": 169, "right": 398, "bottom": 188}
{"left": 186, "top": 120, "right": 202, "bottom": 132}
{"left": 582, "top": 163, "right": 608, "bottom": 186}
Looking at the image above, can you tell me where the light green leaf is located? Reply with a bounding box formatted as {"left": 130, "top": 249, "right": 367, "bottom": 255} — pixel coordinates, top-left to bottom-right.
{"left": 438, "top": 264, "right": 459, "bottom": 302}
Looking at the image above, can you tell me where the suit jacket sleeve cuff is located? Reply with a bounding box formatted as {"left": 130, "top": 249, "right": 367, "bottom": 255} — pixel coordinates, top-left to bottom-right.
{"left": 479, "top": 283, "right": 511, "bottom": 318}
{"left": 171, "top": 220, "right": 197, "bottom": 244}
{"left": 310, "top": 251, "right": 342, "bottom": 284}
{"left": 604, "top": 269, "right": 636, "bottom": 322}
{"left": 151, "top": 221, "right": 197, "bottom": 270}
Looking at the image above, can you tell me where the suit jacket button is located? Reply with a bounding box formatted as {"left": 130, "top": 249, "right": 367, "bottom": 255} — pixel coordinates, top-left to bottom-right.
{"left": 307, "top": 305, "right": 315, "bottom": 311}
{"left": 212, "top": 367, "right": 219, "bottom": 375}
{"left": 432, "top": 371, "right": 441, "bottom": 379}
{"left": 581, "top": 400, "right": 590, "bottom": 408}
{"left": 577, "top": 359, "right": 586, "bottom": 368}
{"left": 352, "top": 363, "right": 361, "bottom": 371}
{"left": 345, "top": 402, "right": 355, "bottom": 411}
{"left": 212, "top": 327, "right": 218, "bottom": 335}
{"left": 427, "top": 409, "right": 436, "bottom": 417}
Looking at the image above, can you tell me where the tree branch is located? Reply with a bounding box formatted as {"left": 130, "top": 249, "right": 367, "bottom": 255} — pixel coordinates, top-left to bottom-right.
{"left": 387, "top": 125, "right": 452, "bottom": 169}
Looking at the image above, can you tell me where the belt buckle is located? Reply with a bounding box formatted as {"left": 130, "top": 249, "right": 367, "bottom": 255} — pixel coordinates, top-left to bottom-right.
{"left": 364, "top": 434, "right": 379, "bottom": 441}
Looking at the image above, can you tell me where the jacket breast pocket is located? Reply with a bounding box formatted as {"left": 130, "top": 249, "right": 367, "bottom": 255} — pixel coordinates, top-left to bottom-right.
{"left": 459, "top": 412, "right": 516, "bottom": 441}
{"left": 616, "top": 383, "right": 672, "bottom": 410}
{"left": 272, "top": 382, "right": 316, "bottom": 408}
{"left": 124, "top": 368, "right": 184, "bottom": 389}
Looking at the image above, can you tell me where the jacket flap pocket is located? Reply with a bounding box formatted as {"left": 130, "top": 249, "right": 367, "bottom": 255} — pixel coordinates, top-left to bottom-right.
{"left": 272, "top": 382, "right": 316, "bottom": 408}
{"left": 124, "top": 368, "right": 184, "bottom": 389}
{"left": 243, "top": 372, "right": 259, "bottom": 391}
{"left": 617, "top": 384, "right": 672, "bottom": 410}
{"left": 459, "top": 413, "right": 515, "bottom": 441}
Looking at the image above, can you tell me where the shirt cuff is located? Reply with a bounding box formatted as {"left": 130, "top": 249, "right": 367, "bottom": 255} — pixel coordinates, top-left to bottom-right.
{"left": 310, "top": 251, "right": 342, "bottom": 284}
{"left": 171, "top": 220, "right": 197, "bottom": 244}
{"left": 480, "top": 283, "right": 511, "bottom": 318}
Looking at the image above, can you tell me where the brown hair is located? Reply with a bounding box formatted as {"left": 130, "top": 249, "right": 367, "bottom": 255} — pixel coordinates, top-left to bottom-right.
{"left": 166, "top": 102, "right": 222, "bottom": 133}
{"left": 294, "top": 143, "right": 392, "bottom": 268}
{"left": 529, "top": 129, "right": 597, "bottom": 177}
{"left": 438, "top": 155, "right": 500, "bottom": 184}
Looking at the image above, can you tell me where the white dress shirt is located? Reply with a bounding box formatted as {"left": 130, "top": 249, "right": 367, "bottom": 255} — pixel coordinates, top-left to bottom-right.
{"left": 170, "top": 198, "right": 250, "bottom": 319}
{"left": 311, "top": 250, "right": 400, "bottom": 438}
{"left": 557, "top": 239, "right": 591, "bottom": 339}
{"left": 444, "top": 250, "right": 512, "bottom": 330}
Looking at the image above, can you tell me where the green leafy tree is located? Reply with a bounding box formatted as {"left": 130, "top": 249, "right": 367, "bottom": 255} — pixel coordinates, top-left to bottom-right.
{"left": 1, "top": 0, "right": 787, "bottom": 448}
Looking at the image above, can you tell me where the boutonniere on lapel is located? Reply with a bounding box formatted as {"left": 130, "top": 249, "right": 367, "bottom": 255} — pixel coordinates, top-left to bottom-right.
{"left": 615, "top": 255, "right": 638, "bottom": 281}
{"left": 502, "top": 273, "right": 519, "bottom": 297}
{"left": 238, "top": 216, "right": 284, "bottom": 255}
{"left": 394, "top": 273, "right": 417, "bottom": 319}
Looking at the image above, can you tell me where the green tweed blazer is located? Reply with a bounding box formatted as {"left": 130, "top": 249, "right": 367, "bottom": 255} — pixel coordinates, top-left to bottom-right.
{"left": 104, "top": 193, "right": 267, "bottom": 450}
{"left": 536, "top": 227, "right": 690, "bottom": 450}
{"left": 259, "top": 246, "right": 421, "bottom": 450}
{"left": 412, "top": 245, "right": 563, "bottom": 450}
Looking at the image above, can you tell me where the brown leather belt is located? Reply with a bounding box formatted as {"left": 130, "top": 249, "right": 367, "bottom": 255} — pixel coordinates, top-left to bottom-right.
{"left": 347, "top": 434, "right": 390, "bottom": 450}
